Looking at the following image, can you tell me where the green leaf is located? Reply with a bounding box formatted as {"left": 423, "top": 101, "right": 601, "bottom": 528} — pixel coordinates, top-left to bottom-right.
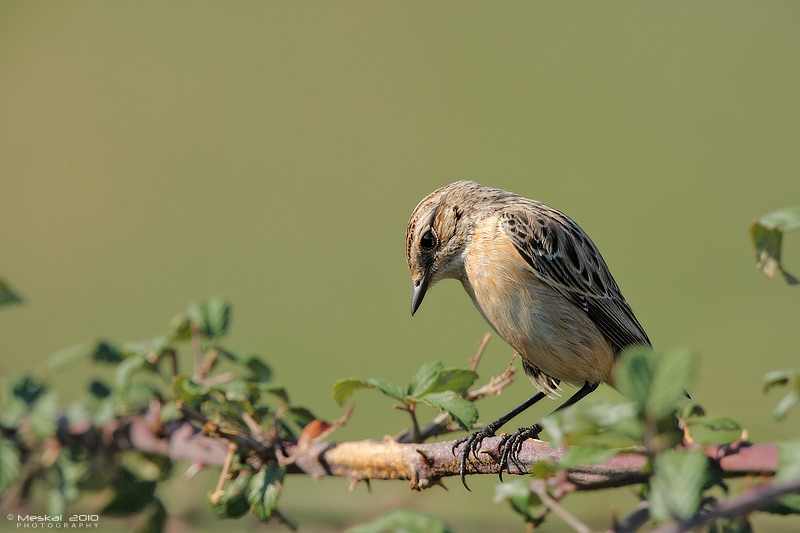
{"left": 187, "top": 298, "right": 232, "bottom": 338}
{"left": 759, "top": 440, "right": 800, "bottom": 514}
{"left": 646, "top": 350, "right": 697, "bottom": 422}
{"left": 614, "top": 347, "right": 656, "bottom": 411}
{"left": 0, "top": 279, "right": 23, "bottom": 307}
{"left": 211, "top": 470, "right": 252, "bottom": 519}
{"left": 286, "top": 406, "right": 316, "bottom": 428}
{"left": 763, "top": 368, "right": 800, "bottom": 392}
{"left": 102, "top": 469, "right": 157, "bottom": 515}
{"left": 761, "top": 440, "right": 800, "bottom": 513}
{"left": 406, "top": 361, "right": 444, "bottom": 397}
{"left": 11, "top": 374, "right": 47, "bottom": 405}
{"left": 707, "top": 516, "right": 753, "bottom": 533}
{"left": 332, "top": 378, "right": 405, "bottom": 405}
{"left": 47, "top": 342, "right": 95, "bottom": 369}
{"left": 247, "top": 463, "right": 284, "bottom": 522}
{"left": 347, "top": 509, "right": 453, "bottom": 533}
{"left": 542, "top": 398, "right": 642, "bottom": 448}
{"left": 93, "top": 340, "right": 124, "bottom": 364}
{"left": 89, "top": 380, "right": 112, "bottom": 399}
{"left": 172, "top": 375, "right": 210, "bottom": 402}
{"left": 412, "top": 368, "right": 478, "bottom": 397}
{"left": 115, "top": 353, "right": 149, "bottom": 390}
{"left": 763, "top": 369, "right": 800, "bottom": 420}
{"left": 168, "top": 312, "right": 192, "bottom": 341}
{"left": 493, "top": 480, "right": 541, "bottom": 522}
{"left": 245, "top": 357, "right": 272, "bottom": 382}
{"left": 138, "top": 499, "right": 167, "bottom": 533}
{"left": 416, "top": 391, "right": 478, "bottom": 430}
{"left": 690, "top": 416, "right": 740, "bottom": 432}
{"left": 649, "top": 449, "right": 713, "bottom": 522}
{"left": 0, "top": 438, "right": 22, "bottom": 497}
{"left": 30, "top": 393, "right": 59, "bottom": 439}
{"left": 750, "top": 207, "right": 800, "bottom": 285}
{"left": 776, "top": 440, "right": 800, "bottom": 481}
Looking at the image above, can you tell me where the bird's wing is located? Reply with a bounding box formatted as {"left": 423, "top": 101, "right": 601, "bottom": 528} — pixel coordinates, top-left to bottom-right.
{"left": 499, "top": 206, "right": 651, "bottom": 352}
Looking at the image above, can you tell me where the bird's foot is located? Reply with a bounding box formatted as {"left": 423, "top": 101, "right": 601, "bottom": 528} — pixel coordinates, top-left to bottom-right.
{"left": 452, "top": 426, "right": 498, "bottom": 490}
{"left": 498, "top": 423, "right": 543, "bottom": 480}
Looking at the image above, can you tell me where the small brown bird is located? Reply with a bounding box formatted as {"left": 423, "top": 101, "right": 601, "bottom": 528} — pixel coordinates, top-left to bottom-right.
{"left": 406, "top": 181, "right": 651, "bottom": 487}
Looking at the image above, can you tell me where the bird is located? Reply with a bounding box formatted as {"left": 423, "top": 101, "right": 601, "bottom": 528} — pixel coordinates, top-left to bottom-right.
{"left": 405, "top": 180, "right": 652, "bottom": 488}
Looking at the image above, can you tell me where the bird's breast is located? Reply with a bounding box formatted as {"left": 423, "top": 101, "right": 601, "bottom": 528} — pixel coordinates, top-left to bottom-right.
{"left": 462, "top": 215, "right": 615, "bottom": 388}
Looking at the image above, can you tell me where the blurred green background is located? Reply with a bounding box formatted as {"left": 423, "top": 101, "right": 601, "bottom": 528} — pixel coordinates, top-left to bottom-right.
{"left": 2, "top": 2, "right": 799, "bottom": 531}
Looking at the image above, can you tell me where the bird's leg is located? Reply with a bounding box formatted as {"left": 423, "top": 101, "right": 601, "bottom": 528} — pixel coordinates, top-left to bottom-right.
{"left": 498, "top": 381, "right": 599, "bottom": 477}
{"left": 452, "top": 391, "right": 547, "bottom": 489}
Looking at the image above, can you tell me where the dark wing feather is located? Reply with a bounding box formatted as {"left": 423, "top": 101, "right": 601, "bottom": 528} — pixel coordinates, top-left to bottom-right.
{"left": 500, "top": 207, "right": 651, "bottom": 352}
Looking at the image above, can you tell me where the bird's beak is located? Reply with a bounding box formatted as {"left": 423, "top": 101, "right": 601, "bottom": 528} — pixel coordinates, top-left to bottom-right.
{"left": 410, "top": 270, "right": 432, "bottom": 316}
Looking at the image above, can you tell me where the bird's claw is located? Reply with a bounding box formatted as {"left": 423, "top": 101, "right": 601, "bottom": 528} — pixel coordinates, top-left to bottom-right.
{"left": 498, "top": 423, "right": 543, "bottom": 480}
{"left": 452, "top": 426, "right": 497, "bottom": 490}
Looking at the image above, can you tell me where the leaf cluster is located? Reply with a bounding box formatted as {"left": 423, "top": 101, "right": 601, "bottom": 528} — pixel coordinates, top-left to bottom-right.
{"left": 333, "top": 361, "right": 479, "bottom": 431}
{"left": 0, "top": 298, "right": 303, "bottom": 530}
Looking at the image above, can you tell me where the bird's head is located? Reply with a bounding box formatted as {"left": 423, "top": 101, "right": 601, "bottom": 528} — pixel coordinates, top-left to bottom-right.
{"left": 405, "top": 180, "right": 489, "bottom": 315}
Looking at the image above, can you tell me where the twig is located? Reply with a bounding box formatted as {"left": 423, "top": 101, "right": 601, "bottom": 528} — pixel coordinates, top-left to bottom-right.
{"left": 470, "top": 333, "right": 492, "bottom": 372}
{"left": 393, "top": 404, "right": 422, "bottom": 442}
{"left": 210, "top": 444, "right": 237, "bottom": 504}
{"left": 177, "top": 401, "right": 276, "bottom": 460}
{"left": 651, "top": 476, "right": 800, "bottom": 533}
{"left": 530, "top": 479, "right": 594, "bottom": 533}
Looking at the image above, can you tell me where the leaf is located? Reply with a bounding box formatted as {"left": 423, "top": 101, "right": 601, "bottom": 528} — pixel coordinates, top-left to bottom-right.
{"left": 416, "top": 391, "right": 478, "bottom": 430}
{"left": 247, "top": 463, "right": 284, "bottom": 522}
{"left": 649, "top": 450, "right": 713, "bottom": 522}
{"left": 411, "top": 368, "right": 478, "bottom": 397}
{"left": 211, "top": 470, "right": 252, "bottom": 519}
{"left": 707, "top": 516, "right": 753, "bottom": 533}
{"left": 691, "top": 417, "right": 741, "bottom": 432}
{"left": 776, "top": 440, "right": 800, "bottom": 481}
{"left": 0, "top": 438, "right": 22, "bottom": 498}
{"left": 763, "top": 368, "right": 800, "bottom": 392}
{"left": 10, "top": 374, "right": 47, "bottom": 405}
{"left": 347, "top": 509, "right": 453, "bottom": 533}
{"left": 750, "top": 207, "right": 800, "bottom": 285}
{"left": 286, "top": 406, "right": 316, "bottom": 428}
{"left": 406, "top": 361, "right": 444, "bottom": 397}
{"left": 47, "top": 342, "right": 95, "bottom": 369}
{"left": 93, "top": 340, "right": 123, "bottom": 364}
{"left": 541, "top": 400, "right": 642, "bottom": 448}
{"left": 0, "top": 279, "right": 23, "bottom": 307}
{"left": 614, "top": 346, "right": 656, "bottom": 411}
{"left": 493, "top": 480, "right": 541, "bottom": 521}
{"left": 646, "top": 350, "right": 697, "bottom": 422}
{"left": 138, "top": 499, "right": 167, "bottom": 533}
{"left": 89, "top": 380, "right": 112, "bottom": 399}
{"left": 168, "top": 312, "right": 192, "bottom": 341}
{"left": 172, "top": 375, "right": 210, "bottom": 402}
{"left": 762, "top": 440, "right": 800, "bottom": 514}
{"left": 102, "top": 468, "right": 157, "bottom": 515}
{"left": 115, "top": 353, "right": 149, "bottom": 390}
{"left": 245, "top": 357, "right": 272, "bottom": 382}
{"left": 187, "top": 298, "right": 232, "bottom": 338}
{"left": 332, "top": 378, "right": 405, "bottom": 405}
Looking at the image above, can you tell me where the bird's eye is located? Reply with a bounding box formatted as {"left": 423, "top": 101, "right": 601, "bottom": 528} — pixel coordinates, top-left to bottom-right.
{"left": 420, "top": 229, "right": 436, "bottom": 250}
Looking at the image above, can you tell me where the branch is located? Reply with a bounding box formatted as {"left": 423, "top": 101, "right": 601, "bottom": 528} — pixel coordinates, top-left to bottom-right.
{"left": 651, "top": 476, "right": 800, "bottom": 533}
{"left": 56, "top": 412, "right": 779, "bottom": 493}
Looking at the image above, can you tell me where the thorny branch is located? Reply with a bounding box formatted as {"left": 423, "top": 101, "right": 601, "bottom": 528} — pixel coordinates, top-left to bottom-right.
{"left": 55, "top": 408, "right": 780, "bottom": 493}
